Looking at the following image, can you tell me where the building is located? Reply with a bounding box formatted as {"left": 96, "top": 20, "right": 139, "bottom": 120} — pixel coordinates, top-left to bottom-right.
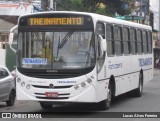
{"left": 0, "top": 17, "right": 17, "bottom": 47}
{"left": 0, "top": 0, "right": 41, "bottom": 45}
{"left": 0, "top": 0, "right": 41, "bottom": 70}
{"left": 149, "top": 0, "right": 160, "bottom": 67}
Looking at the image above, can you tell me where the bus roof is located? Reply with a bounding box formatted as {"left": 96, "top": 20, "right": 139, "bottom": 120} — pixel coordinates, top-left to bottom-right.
{"left": 19, "top": 11, "right": 152, "bottom": 30}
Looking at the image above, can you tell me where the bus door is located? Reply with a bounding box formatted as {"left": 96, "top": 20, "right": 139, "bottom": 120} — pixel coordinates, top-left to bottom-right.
{"left": 95, "top": 22, "right": 106, "bottom": 81}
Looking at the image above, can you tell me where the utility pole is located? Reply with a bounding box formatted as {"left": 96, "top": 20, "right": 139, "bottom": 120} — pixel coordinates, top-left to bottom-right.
{"left": 41, "top": 0, "right": 56, "bottom": 11}
{"left": 144, "top": 0, "right": 150, "bottom": 25}
{"left": 159, "top": 0, "right": 160, "bottom": 39}
{"left": 41, "top": 0, "right": 50, "bottom": 47}
{"left": 148, "top": 0, "right": 150, "bottom": 16}
{"left": 140, "top": 0, "right": 143, "bottom": 23}
{"left": 49, "top": 0, "right": 56, "bottom": 11}
{"left": 41, "top": 0, "right": 49, "bottom": 11}
{"left": 53, "top": 0, "right": 56, "bottom": 11}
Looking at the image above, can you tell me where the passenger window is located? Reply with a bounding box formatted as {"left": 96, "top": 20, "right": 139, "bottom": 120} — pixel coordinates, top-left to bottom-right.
{"left": 96, "top": 22, "right": 105, "bottom": 38}
{"left": 114, "top": 26, "right": 122, "bottom": 55}
{"left": 130, "top": 29, "right": 136, "bottom": 54}
{"left": 147, "top": 31, "right": 152, "bottom": 53}
{"left": 106, "top": 24, "right": 114, "bottom": 56}
{"left": 123, "top": 27, "right": 129, "bottom": 55}
{"left": 137, "top": 30, "right": 142, "bottom": 54}
{"left": 142, "top": 31, "right": 147, "bottom": 54}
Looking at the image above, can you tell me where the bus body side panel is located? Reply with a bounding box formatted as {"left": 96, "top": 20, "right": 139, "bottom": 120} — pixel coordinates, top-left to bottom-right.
{"left": 106, "top": 54, "right": 153, "bottom": 97}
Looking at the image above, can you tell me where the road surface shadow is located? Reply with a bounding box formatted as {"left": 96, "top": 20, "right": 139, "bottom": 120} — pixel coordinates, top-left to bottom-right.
{"left": 33, "top": 92, "right": 143, "bottom": 113}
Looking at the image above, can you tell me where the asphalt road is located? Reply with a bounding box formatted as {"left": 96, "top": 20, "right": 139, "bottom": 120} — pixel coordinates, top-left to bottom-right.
{"left": 0, "top": 70, "right": 160, "bottom": 121}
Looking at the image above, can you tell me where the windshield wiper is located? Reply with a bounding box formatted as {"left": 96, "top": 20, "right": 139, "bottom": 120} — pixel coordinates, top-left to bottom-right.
{"left": 56, "top": 31, "right": 74, "bottom": 59}
{"left": 58, "top": 31, "right": 74, "bottom": 49}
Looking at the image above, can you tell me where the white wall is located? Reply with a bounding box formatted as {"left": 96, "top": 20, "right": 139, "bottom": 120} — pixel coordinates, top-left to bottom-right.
{"left": 150, "top": 0, "right": 159, "bottom": 31}
{"left": 0, "top": 47, "right": 6, "bottom": 66}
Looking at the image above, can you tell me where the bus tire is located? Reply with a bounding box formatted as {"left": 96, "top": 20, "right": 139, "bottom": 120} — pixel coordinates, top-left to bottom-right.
{"left": 134, "top": 73, "right": 143, "bottom": 97}
{"left": 40, "top": 102, "right": 53, "bottom": 109}
{"left": 98, "top": 84, "right": 112, "bottom": 110}
{"left": 6, "top": 90, "right": 16, "bottom": 106}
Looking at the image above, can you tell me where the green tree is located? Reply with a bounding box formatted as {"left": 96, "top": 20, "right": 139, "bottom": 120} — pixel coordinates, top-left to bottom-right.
{"left": 56, "top": 0, "right": 133, "bottom": 16}
{"left": 82, "top": 0, "right": 132, "bottom": 16}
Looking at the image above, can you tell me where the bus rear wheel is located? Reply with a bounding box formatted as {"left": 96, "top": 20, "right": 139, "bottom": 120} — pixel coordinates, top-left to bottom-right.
{"left": 134, "top": 73, "right": 143, "bottom": 97}
{"left": 40, "top": 102, "right": 53, "bottom": 109}
{"left": 98, "top": 84, "right": 112, "bottom": 110}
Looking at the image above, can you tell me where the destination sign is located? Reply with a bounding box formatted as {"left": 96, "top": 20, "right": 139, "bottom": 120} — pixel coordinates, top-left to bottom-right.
{"left": 29, "top": 17, "right": 84, "bottom": 26}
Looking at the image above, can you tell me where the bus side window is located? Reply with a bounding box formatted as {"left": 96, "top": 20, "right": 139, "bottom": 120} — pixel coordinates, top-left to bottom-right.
{"left": 123, "top": 27, "right": 129, "bottom": 55}
{"left": 96, "top": 22, "right": 105, "bottom": 38}
{"left": 114, "top": 25, "right": 122, "bottom": 56}
{"left": 130, "top": 28, "right": 136, "bottom": 54}
{"left": 136, "top": 30, "right": 142, "bottom": 54}
{"left": 142, "top": 30, "right": 147, "bottom": 54}
{"left": 147, "top": 31, "right": 152, "bottom": 53}
{"left": 106, "top": 24, "right": 114, "bottom": 56}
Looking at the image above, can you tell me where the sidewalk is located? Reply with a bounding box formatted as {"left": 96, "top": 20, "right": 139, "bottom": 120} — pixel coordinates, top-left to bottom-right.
{"left": 154, "top": 68, "right": 160, "bottom": 76}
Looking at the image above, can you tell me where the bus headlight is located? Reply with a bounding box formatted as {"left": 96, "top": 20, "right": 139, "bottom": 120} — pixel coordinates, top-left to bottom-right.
{"left": 74, "top": 78, "right": 93, "bottom": 90}
{"left": 74, "top": 85, "right": 79, "bottom": 90}
{"left": 21, "top": 81, "right": 25, "bottom": 87}
{"left": 81, "top": 82, "right": 86, "bottom": 87}
{"left": 26, "top": 84, "right": 31, "bottom": 89}
{"left": 17, "top": 78, "right": 21, "bottom": 83}
{"left": 87, "top": 78, "right": 92, "bottom": 83}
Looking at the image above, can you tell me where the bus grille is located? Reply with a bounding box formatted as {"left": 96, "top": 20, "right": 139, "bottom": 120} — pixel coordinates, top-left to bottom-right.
{"left": 32, "top": 85, "right": 73, "bottom": 89}
{"left": 36, "top": 97, "right": 69, "bottom": 100}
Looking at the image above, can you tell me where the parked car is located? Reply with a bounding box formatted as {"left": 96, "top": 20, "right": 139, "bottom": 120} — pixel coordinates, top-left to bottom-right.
{"left": 0, "top": 65, "right": 16, "bottom": 106}
{"left": 11, "top": 69, "right": 16, "bottom": 84}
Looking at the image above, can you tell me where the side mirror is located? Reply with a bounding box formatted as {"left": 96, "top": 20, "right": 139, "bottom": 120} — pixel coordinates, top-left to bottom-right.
{"left": 9, "top": 33, "right": 14, "bottom": 45}
{"left": 9, "top": 25, "right": 18, "bottom": 53}
{"left": 9, "top": 33, "right": 16, "bottom": 53}
{"left": 97, "top": 35, "right": 106, "bottom": 58}
{"left": 98, "top": 35, "right": 107, "bottom": 52}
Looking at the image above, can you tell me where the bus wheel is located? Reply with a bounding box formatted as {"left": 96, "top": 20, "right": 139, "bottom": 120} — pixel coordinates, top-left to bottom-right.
{"left": 98, "top": 84, "right": 112, "bottom": 110}
{"left": 134, "top": 73, "right": 143, "bottom": 97}
{"left": 40, "top": 102, "right": 53, "bottom": 109}
{"left": 6, "top": 90, "right": 16, "bottom": 106}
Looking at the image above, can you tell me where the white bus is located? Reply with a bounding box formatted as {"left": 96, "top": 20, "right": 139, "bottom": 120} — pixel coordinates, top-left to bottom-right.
{"left": 9, "top": 11, "right": 153, "bottom": 110}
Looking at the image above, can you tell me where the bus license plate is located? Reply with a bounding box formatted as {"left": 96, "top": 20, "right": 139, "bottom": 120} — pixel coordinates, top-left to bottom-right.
{"left": 45, "top": 92, "right": 58, "bottom": 97}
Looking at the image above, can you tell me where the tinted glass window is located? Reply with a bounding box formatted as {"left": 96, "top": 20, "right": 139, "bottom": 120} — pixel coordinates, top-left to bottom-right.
{"left": 130, "top": 29, "right": 136, "bottom": 54}
{"left": 114, "top": 26, "right": 122, "bottom": 55}
{"left": 142, "top": 31, "right": 147, "bottom": 53}
{"left": 106, "top": 24, "right": 114, "bottom": 56}
{"left": 147, "top": 31, "right": 152, "bottom": 53}
{"left": 123, "top": 27, "right": 129, "bottom": 55}
{"left": 137, "top": 30, "right": 142, "bottom": 54}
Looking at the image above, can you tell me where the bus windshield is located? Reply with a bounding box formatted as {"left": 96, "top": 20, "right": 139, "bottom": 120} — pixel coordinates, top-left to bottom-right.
{"left": 17, "top": 30, "right": 95, "bottom": 70}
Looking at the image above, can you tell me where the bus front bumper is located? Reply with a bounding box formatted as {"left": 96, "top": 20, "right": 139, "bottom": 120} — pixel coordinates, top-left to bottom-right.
{"left": 16, "top": 83, "right": 97, "bottom": 103}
